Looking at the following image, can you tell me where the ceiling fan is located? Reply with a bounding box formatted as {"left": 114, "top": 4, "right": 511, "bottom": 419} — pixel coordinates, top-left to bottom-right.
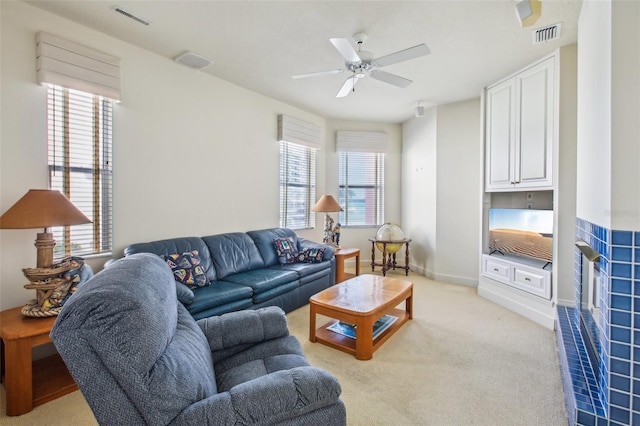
{"left": 292, "top": 32, "right": 430, "bottom": 98}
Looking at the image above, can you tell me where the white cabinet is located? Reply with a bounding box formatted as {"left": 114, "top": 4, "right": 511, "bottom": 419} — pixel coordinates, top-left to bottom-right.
{"left": 485, "top": 56, "right": 555, "bottom": 191}
{"left": 482, "top": 254, "right": 551, "bottom": 300}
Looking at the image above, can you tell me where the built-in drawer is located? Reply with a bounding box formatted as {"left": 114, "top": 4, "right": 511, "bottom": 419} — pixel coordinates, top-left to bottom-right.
{"left": 482, "top": 255, "right": 511, "bottom": 285}
{"left": 513, "top": 266, "right": 551, "bottom": 299}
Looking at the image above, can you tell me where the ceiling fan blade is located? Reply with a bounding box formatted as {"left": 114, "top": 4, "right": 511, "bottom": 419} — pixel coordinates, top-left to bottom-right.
{"left": 372, "top": 43, "right": 430, "bottom": 68}
{"left": 336, "top": 75, "right": 360, "bottom": 98}
{"left": 330, "top": 38, "right": 361, "bottom": 64}
{"left": 292, "top": 69, "right": 347, "bottom": 79}
{"left": 369, "top": 70, "right": 412, "bottom": 88}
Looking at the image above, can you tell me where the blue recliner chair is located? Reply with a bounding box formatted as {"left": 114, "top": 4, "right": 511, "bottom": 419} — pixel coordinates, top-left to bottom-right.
{"left": 50, "top": 253, "right": 346, "bottom": 425}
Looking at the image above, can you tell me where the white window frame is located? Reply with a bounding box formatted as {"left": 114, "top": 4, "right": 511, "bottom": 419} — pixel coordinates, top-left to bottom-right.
{"left": 279, "top": 141, "right": 316, "bottom": 230}
{"left": 338, "top": 151, "right": 385, "bottom": 227}
{"left": 47, "top": 84, "right": 113, "bottom": 258}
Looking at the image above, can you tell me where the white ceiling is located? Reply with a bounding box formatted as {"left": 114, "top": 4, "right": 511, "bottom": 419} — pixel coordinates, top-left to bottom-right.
{"left": 26, "top": 0, "right": 583, "bottom": 123}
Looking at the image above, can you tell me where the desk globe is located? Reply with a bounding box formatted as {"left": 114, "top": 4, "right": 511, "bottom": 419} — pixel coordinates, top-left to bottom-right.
{"left": 375, "top": 223, "right": 405, "bottom": 253}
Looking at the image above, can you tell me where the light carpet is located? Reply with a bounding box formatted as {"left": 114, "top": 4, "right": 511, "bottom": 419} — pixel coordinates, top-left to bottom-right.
{"left": 1, "top": 271, "right": 568, "bottom": 425}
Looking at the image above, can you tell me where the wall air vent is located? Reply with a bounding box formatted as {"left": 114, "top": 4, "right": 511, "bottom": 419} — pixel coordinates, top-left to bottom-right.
{"left": 113, "top": 7, "right": 151, "bottom": 26}
{"left": 532, "top": 23, "right": 561, "bottom": 45}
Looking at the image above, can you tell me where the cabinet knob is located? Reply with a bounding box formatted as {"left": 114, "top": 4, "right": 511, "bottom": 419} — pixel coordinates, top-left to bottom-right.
{"left": 493, "top": 268, "right": 499, "bottom": 272}
{"left": 525, "top": 277, "right": 531, "bottom": 281}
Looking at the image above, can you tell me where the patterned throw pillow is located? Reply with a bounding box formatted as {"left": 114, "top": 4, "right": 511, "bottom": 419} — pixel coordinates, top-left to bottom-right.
{"left": 273, "top": 237, "right": 298, "bottom": 264}
{"left": 296, "top": 247, "right": 326, "bottom": 264}
{"left": 164, "top": 250, "right": 210, "bottom": 289}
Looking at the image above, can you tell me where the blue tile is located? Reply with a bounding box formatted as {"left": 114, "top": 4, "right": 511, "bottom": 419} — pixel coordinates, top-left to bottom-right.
{"left": 577, "top": 409, "right": 596, "bottom": 426}
{"left": 612, "top": 358, "right": 631, "bottom": 375}
{"left": 611, "top": 342, "right": 631, "bottom": 358}
{"left": 613, "top": 230, "right": 634, "bottom": 246}
{"left": 611, "top": 295, "right": 632, "bottom": 310}
{"left": 635, "top": 231, "right": 640, "bottom": 246}
{"left": 611, "top": 310, "right": 632, "bottom": 327}
{"left": 613, "top": 246, "right": 633, "bottom": 262}
{"left": 634, "top": 379, "right": 640, "bottom": 395}
{"left": 633, "top": 412, "right": 640, "bottom": 426}
{"left": 612, "top": 278, "right": 632, "bottom": 295}
{"left": 635, "top": 248, "right": 640, "bottom": 262}
{"left": 612, "top": 262, "right": 632, "bottom": 279}
{"left": 610, "top": 390, "right": 631, "bottom": 408}
{"left": 611, "top": 374, "right": 631, "bottom": 392}
{"left": 610, "top": 405, "right": 630, "bottom": 423}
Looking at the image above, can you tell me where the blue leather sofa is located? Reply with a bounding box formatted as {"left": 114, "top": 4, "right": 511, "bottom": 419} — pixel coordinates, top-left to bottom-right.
{"left": 123, "top": 228, "right": 335, "bottom": 320}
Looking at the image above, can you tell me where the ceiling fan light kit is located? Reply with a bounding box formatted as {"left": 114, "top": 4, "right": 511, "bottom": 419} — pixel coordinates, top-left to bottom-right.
{"left": 292, "top": 32, "right": 430, "bottom": 98}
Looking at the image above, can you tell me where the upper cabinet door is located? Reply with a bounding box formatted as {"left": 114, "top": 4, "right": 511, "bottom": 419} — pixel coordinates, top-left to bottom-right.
{"left": 516, "top": 57, "right": 554, "bottom": 188}
{"left": 485, "top": 78, "right": 516, "bottom": 190}
{"left": 485, "top": 56, "right": 555, "bottom": 192}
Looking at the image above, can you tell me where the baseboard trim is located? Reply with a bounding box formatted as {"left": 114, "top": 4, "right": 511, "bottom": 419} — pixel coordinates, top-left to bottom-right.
{"left": 478, "top": 280, "right": 556, "bottom": 330}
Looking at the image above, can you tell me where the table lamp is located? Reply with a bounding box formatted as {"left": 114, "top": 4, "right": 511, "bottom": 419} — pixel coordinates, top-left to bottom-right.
{"left": 0, "top": 189, "right": 91, "bottom": 269}
{"left": 312, "top": 195, "right": 343, "bottom": 247}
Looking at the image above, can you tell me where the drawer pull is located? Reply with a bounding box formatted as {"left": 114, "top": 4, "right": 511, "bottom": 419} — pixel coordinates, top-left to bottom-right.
{"left": 493, "top": 268, "right": 499, "bottom": 272}
{"left": 525, "top": 277, "right": 531, "bottom": 281}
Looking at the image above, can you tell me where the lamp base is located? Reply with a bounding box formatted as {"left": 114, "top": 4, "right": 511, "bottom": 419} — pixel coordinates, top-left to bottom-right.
{"left": 35, "top": 232, "right": 56, "bottom": 268}
{"left": 21, "top": 299, "right": 62, "bottom": 317}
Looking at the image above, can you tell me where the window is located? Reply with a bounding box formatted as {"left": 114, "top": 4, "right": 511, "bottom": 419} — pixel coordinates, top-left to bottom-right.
{"left": 338, "top": 151, "right": 385, "bottom": 226}
{"left": 47, "top": 84, "right": 113, "bottom": 258}
{"left": 279, "top": 141, "right": 316, "bottom": 229}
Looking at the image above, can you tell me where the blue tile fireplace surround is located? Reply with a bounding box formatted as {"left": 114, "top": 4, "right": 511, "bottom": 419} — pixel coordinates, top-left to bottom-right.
{"left": 557, "top": 218, "right": 640, "bottom": 425}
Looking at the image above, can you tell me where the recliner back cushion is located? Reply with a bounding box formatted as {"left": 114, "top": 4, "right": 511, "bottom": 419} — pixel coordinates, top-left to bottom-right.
{"left": 51, "top": 254, "right": 217, "bottom": 426}
{"left": 203, "top": 232, "right": 265, "bottom": 279}
{"left": 125, "top": 237, "right": 217, "bottom": 282}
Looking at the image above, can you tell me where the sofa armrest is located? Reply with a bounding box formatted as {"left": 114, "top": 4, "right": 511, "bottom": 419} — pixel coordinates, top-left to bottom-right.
{"left": 170, "top": 367, "right": 343, "bottom": 425}
{"left": 197, "top": 306, "right": 289, "bottom": 352}
{"left": 298, "top": 237, "right": 335, "bottom": 261}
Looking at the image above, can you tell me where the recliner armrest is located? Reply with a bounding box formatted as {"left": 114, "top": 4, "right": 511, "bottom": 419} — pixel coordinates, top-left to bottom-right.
{"left": 169, "top": 367, "right": 343, "bottom": 425}
{"left": 197, "top": 306, "right": 290, "bottom": 352}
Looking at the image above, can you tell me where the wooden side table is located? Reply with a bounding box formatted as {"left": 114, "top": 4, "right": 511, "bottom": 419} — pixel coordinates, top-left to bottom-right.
{"left": 368, "top": 238, "right": 411, "bottom": 276}
{"left": 334, "top": 248, "right": 360, "bottom": 283}
{"left": 0, "top": 306, "right": 77, "bottom": 416}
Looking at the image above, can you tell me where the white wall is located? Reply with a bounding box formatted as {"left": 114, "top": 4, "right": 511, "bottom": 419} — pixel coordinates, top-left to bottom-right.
{"left": 402, "top": 108, "right": 437, "bottom": 276}
{"left": 576, "top": 0, "right": 612, "bottom": 227}
{"left": 610, "top": 0, "right": 640, "bottom": 231}
{"left": 402, "top": 99, "right": 481, "bottom": 285}
{"left": 0, "top": 2, "right": 330, "bottom": 310}
{"left": 576, "top": 0, "right": 640, "bottom": 231}
{"left": 434, "top": 99, "right": 481, "bottom": 285}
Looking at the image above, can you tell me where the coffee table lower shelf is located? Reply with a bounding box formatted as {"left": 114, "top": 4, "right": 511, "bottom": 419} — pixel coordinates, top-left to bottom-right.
{"left": 313, "top": 308, "right": 410, "bottom": 359}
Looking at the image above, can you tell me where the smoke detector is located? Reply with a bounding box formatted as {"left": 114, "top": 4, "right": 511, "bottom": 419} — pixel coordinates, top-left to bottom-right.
{"left": 174, "top": 51, "right": 214, "bottom": 69}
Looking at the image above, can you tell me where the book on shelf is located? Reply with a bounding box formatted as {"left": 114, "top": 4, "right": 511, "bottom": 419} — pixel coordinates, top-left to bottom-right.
{"left": 327, "top": 314, "right": 398, "bottom": 340}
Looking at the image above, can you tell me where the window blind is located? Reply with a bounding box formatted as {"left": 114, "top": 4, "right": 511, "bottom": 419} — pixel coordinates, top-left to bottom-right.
{"left": 47, "top": 85, "right": 113, "bottom": 258}
{"left": 279, "top": 141, "right": 316, "bottom": 230}
{"left": 277, "top": 114, "right": 322, "bottom": 149}
{"left": 338, "top": 151, "right": 385, "bottom": 227}
{"left": 336, "top": 130, "right": 388, "bottom": 153}
{"left": 37, "top": 32, "right": 121, "bottom": 101}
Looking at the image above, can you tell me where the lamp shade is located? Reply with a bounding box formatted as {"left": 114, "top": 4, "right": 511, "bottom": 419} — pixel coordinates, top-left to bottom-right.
{"left": 0, "top": 189, "right": 91, "bottom": 229}
{"left": 311, "top": 195, "right": 343, "bottom": 213}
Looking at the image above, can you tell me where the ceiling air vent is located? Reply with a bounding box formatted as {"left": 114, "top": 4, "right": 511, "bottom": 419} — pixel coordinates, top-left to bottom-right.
{"left": 532, "top": 23, "right": 561, "bottom": 44}
{"left": 113, "top": 7, "right": 151, "bottom": 26}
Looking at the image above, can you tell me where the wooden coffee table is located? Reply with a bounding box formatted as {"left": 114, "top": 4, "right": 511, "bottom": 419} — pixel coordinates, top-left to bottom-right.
{"left": 309, "top": 274, "right": 413, "bottom": 360}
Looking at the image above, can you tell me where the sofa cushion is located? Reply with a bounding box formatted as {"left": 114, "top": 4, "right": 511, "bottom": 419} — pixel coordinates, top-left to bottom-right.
{"left": 125, "top": 237, "right": 217, "bottom": 282}
{"left": 273, "top": 237, "right": 298, "bottom": 264}
{"left": 202, "top": 233, "right": 265, "bottom": 279}
{"left": 164, "top": 250, "right": 210, "bottom": 289}
{"left": 189, "top": 280, "right": 253, "bottom": 314}
{"left": 271, "top": 260, "right": 332, "bottom": 279}
{"left": 223, "top": 269, "right": 298, "bottom": 294}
